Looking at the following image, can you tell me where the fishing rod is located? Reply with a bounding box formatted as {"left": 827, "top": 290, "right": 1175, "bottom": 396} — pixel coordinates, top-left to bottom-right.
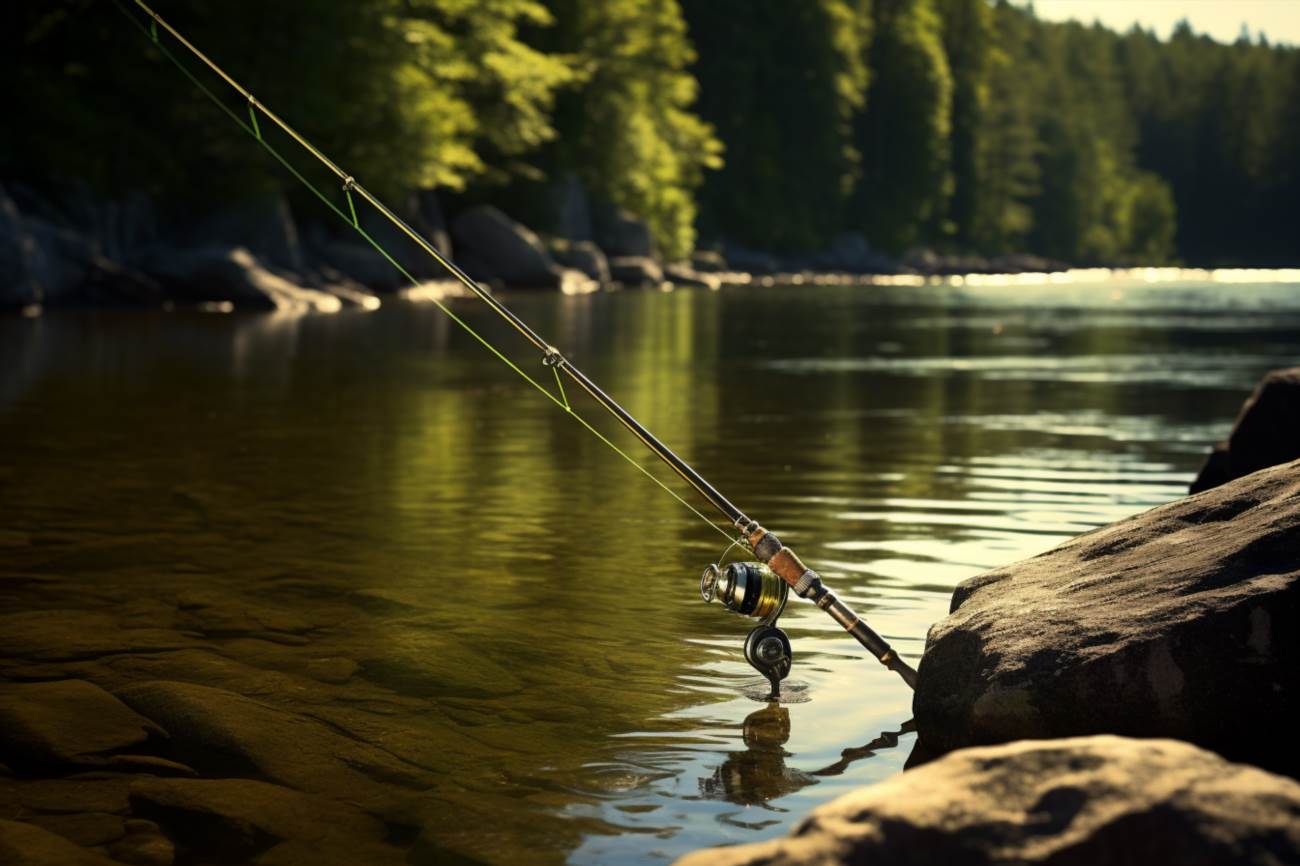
{"left": 119, "top": 0, "right": 918, "bottom": 697}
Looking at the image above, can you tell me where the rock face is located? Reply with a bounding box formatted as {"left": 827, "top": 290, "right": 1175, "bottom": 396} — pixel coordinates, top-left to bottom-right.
{"left": 188, "top": 194, "right": 304, "bottom": 274}
{"left": 914, "top": 458, "right": 1300, "bottom": 777}
{"left": 674, "top": 736, "right": 1300, "bottom": 866}
{"left": 596, "top": 207, "right": 655, "bottom": 258}
{"left": 450, "top": 205, "right": 574, "bottom": 289}
{"left": 551, "top": 239, "right": 610, "bottom": 286}
{"left": 1191, "top": 367, "right": 1300, "bottom": 493}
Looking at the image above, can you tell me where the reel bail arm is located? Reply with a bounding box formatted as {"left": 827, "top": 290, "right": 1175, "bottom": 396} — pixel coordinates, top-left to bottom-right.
{"left": 742, "top": 520, "right": 918, "bottom": 689}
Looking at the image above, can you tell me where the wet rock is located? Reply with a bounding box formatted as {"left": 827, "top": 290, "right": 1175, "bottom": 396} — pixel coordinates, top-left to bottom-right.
{"left": 608, "top": 256, "right": 664, "bottom": 288}
{"left": 25, "top": 812, "right": 124, "bottom": 847}
{"left": 129, "top": 777, "right": 399, "bottom": 866}
{"left": 357, "top": 193, "right": 450, "bottom": 283}
{"left": 450, "top": 205, "right": 570, "bottom": 289}
{"left": 114, "top": 681, "right": 430, "bottom": 818}
{"left": 550, "top": 239, "right": 610, "bottom": 286}
{"left": 0, "top": 681, "right": 166, "bottom": 770}
{"left": 0, "top": 610, "right": 197, "bottom": 663}
{"left": 3, "top": 779, "right": 131, "bottom": 816}
{"left": 914, "top": 458, "right": 1300, "bottom": 777}
{"left": 138, "top": 247, "right": 342, "bottom": 312}
{"left": 107, "top": 824, "right": 174, "bottom": 866}
{"left": 1191, "top": 367, "right": 1300, "bottom": 493}
{"left": 0, "top": 818, "right": 120, "bottom": 865}
{"left": 595, "top": 207, "right": 655, "bottom": 258}
{"left": 674, "top": 736, "right": 1300, "bottom": 866}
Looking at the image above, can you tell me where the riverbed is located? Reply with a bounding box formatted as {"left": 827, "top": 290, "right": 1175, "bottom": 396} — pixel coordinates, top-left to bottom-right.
{"left": 2, "top": 273, "right": 1298, "bottom": 864}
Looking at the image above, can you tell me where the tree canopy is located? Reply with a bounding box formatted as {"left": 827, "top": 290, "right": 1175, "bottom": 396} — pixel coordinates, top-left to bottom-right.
{"left": 6, "top": 0, "right": 1300, "bottom": 266}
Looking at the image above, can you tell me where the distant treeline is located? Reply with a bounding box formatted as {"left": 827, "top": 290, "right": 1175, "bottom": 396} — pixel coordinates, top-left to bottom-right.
{"left": 7, "top": 0, "right": 1299, "bottom": 265}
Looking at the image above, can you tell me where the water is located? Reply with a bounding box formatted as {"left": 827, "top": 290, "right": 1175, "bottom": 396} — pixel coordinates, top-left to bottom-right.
{"left": 2, "top": 273, "right": 1298, "bottom": 864}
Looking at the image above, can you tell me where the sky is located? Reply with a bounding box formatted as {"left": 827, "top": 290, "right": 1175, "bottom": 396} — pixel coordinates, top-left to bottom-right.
{"left": 1023, "top": 1, "right": 1300, "bottom": 46}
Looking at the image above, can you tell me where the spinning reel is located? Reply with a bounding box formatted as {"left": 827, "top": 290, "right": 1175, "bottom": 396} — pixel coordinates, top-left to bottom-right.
{"left": 700, "top": 561, "right": 792, "bottom": 699}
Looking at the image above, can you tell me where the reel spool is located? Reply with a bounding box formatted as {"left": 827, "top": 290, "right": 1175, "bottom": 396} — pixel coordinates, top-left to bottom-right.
{"left": 700, "top": 562, "right": 792, "bottom": 699}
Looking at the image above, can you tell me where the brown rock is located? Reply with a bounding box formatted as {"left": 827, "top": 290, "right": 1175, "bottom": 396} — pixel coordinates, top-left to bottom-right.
{"left": 114, "top": 681, "right": 430, "bottom": 818}
{"left": 129, "top": 777, "right": 399, "bottom": 865}
{"left": 1192, "top": 367, "right": 1300, "bottom": 493}
{"left": 24, "top": 812, "right": 124, "bottom": 847}
{"left": 0, "top": 818, "right": 120, "bottom": 865}
{"left": 0, "top": 681, "right": 166, "bottom": 770}
{"left": 674, "top": 736, "right": 1300, "bottom": 866}
{"left": 914, "top": 459, "right": 1300, "bottom": 776}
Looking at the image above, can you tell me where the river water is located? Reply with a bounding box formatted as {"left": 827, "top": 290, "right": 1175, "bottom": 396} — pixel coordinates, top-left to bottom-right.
{"left": 2, "top": 273, "right": 1299, "bottom": 864}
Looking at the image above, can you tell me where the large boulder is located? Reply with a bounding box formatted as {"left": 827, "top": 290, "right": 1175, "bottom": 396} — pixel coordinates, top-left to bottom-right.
{"left": 1191, "top": 367, "right": 1300, "bottom": 493}
{"left": 550, "top": 239, "right": 610, "bottom": 286}
{"left": 595, "top": 207, "right": 655, "bottom": 258}
{"left": 674, "top": 736, "right": 1300, "bottom": 866}
{"left": 356, "top": 190, "right": 452, "bottom": 283}
{"left": 187, "top": 194, "right": 304, "bottom": 274}
{"left": 450, "top": 206, "right": 573, "bottom": 289}
{"left": 914, "top": 458, "right": 1300, "bottom": 777}
{"left": 139, "top": 246, "right": 342, "bottom": 312}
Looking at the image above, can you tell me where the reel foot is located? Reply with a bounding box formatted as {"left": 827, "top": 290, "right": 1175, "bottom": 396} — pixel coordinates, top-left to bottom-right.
{"left": 744, "top": 624, "right": 792, "bottom": 700}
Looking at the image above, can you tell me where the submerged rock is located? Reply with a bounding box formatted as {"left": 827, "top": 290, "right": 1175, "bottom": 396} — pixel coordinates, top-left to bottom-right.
{"left": 674, "top": 736, "right": 1300, "bottom": 866}
{"left": 914, "top": 458, "right": 1300, "bottom": 777}
{"left": 1191, "top": 367, "right": 1300, "bottom": 493}
{"left": 0, "top": 819, "right": 120, "bottom": 866}
{"left": 0, "top": 680, "right": 165, "bottom": 771}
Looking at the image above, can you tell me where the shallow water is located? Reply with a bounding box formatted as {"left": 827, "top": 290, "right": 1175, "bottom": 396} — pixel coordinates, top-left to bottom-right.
{"left": 2, "top": 275, "right": 1298, "bottom": 864}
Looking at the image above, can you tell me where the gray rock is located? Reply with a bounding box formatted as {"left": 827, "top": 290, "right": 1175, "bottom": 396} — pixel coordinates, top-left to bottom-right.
{"left": 450, "top": 206, "right": 568, "bottom": 289}
{"left": 689, "top": 250, "right": 727, "bottom": 273}
{"left": 596, "top": 207, "right": 656, "bottom": 258}
{"left": 138, "top": 247, "right": 342, "bottom": 312}
{"left": 551, "top": 239, "right": 610, "bottom": 286}
{"left": 106, "top": 826, "right": 174, "bottom": 866}
{"left": 188, "top": 194, "right": 304, "bottom": 274}
{"left": 357, "top": 192, "right": 450, "bottom": 283}
{"left": 719, "top": 240, "right": 777, "bottom": 275}
{"left": 311, "top": 238, "right": 404, "bottom": 292}
{"left": 1192, "top": 367, "right": 1300, "bottom": 493}
{"left": 0, "top": 819, "right": 120, "bottom": 866}
{"left": 0, "top": 680, "right": 165, "bottom": 770}
{"left": 914, "top": 458, "right": 1300, "bottom": 777}
{"left": 608, "top": 256, "right": 664, "bottom": 288}
{"left": 674, "top": 736, "right": 1300, "bottom": 866}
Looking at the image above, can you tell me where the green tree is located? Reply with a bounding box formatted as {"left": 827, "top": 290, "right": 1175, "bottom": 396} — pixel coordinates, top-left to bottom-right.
{"left": 684, "top": 0, "right": 872, "bottom": 251}
{"left": 541, "top": 0, "right": 721, "bottom": 259}
{"left": 853, "top": 0, "right": 952, "bottom": 253}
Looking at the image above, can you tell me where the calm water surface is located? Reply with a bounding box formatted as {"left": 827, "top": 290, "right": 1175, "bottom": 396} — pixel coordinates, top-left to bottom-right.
{"left": 3, "top": 275, "right": 1299, "bottom": 864}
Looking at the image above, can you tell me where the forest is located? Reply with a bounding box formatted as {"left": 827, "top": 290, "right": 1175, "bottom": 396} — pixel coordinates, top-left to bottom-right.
{"left": 7, "top": 0, "right": 1300, "bottom": 268}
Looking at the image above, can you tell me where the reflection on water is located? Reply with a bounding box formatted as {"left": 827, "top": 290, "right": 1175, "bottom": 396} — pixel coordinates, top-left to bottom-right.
{"left": 2, "top": 275, "right": 1299, "bottom": 865}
